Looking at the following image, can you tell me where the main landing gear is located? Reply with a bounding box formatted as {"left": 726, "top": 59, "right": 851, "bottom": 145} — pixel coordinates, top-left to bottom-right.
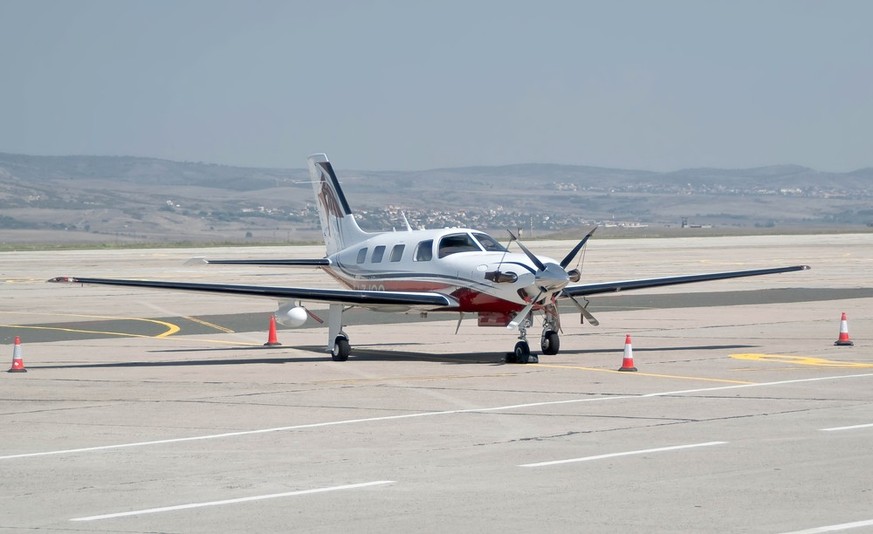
{"left": 327, "top": 303, "right": 352, "bottom": 361}
{"left": 332, "top": 333, "right": 351, "bottom": 362}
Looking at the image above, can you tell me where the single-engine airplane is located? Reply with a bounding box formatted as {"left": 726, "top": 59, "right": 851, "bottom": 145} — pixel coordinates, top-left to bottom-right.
{"left": 50, "top": 153, "right": 809, "bottom": 363}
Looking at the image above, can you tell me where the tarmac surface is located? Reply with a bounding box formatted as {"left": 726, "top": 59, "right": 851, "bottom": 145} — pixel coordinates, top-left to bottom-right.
{"left": 1, "top": 234, "right": 872, "bottom": 533}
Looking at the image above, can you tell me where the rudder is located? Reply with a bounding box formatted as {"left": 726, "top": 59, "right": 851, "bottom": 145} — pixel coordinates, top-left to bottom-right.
{"left": 307, "top": 153, "right": 368, "bottom": 255}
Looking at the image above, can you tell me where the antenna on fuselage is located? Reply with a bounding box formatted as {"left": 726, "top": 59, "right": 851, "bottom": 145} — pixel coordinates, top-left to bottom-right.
{"left": 401, "top": 211, "right": 413, "bottom": 231}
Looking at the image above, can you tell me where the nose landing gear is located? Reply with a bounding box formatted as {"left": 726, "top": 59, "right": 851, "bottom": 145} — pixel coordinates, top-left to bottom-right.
{"left": 506, "top": 315, "right": 538, "bottom": 364}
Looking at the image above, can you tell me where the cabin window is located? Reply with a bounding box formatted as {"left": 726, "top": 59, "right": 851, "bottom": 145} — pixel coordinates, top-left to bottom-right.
{"left": 472, "top": 232, "right": 506, "bottom": 252}
{"left": 389, "top": 244, "right": 405, "bottom": 262}
{"left": 356, "top": 247, "right": 368, "bottom": 264}
{"left": 438, "top": 233, "right": 481, "bottom": 258}
{"left": 414, "top": 240, "right": 434, "bottom": 261}
{"left": 371, "top": 245, "right": 386, "bottom": 263}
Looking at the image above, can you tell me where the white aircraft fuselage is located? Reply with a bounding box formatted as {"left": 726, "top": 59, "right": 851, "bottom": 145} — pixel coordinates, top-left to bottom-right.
{"left": 323, "top": 228, "right": 550, "bottom": 314}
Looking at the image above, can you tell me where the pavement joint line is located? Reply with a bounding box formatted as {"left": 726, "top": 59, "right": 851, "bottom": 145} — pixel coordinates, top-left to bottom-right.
{"left": 69, "top": 480, "right": 395, "bottom": 522}
{"left": 3, "top": 371, "right": 872, "bottom": 462}
{"left": 519, "top": 441, "right": 727, "bottom": 467}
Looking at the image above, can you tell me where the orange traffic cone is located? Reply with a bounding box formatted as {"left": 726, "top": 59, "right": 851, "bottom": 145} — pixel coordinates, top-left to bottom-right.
{"left": 834, "top": 312, "right": 854, "bottom": 346}
{"left": 264, "top": 315, "right": 282, "bottom": 346}
{"left": 7, "top": 336, "right": 27, "bottom": 373}
{"left": 618, "top": 334, "right": 637, "bottom": 372}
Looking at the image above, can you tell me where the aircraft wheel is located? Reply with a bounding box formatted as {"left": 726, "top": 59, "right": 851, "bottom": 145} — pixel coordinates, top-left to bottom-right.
{"left": 514, "top": 341, "right": 531, "bottom": 364}
{"left": 541, "top": 330, "right": 560, "bottom": 355}
{"left": 332, "top": 336, "right": 350, "bottom": 362}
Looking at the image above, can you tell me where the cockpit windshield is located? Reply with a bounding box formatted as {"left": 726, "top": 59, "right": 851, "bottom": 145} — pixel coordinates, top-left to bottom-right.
{"left": 438, "top": 233, "right": 481, "bottom": 258}
{"left": 472, "top": 232, "right": 507, "bottom": 252}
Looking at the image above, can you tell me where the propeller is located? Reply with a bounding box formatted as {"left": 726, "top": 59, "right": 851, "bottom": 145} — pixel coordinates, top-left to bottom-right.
{"left": 505, "top": 227, "right": 598, "bottom": 330}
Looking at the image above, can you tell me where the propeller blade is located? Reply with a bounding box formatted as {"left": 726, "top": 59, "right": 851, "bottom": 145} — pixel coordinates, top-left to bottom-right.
{"left": 579, "top": 306, "right": 600, "bottom": 326}
{"left": 560, "top": 226, "right": 598, "bottom": 269}
{"left": 507, "top": 301, "right": 535, "bottom": 330}
{"left": 507, "top": 289, "right": 544, "bottom": 330}
{"left": 507, "top": 229, "right": 545, "bottom": 271}
{"left": 568, "top": 295, "right": 600, "bottom": 326}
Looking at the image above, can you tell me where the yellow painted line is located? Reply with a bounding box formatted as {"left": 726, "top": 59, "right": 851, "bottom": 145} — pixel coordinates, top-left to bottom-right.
{"left": 0, "top": 324, "right": 262, "bottom": 348}
{"left": 0, "top": 312, "right": 180, "bottom": 338}
{"left": 180, "top": 315, "right": 235, "bottom": 334}
{"left": 534, "top": 363, "right": 755, "bottom": 384}
{"left": 0, "top": 324, "right": 165, "bottom": 339}
{"left": 731, "top": 353, "right": 873, "bottom": 368}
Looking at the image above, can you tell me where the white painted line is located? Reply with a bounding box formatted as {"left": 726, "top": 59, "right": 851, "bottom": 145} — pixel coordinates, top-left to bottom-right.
{"left": 70, "top": 480, "right": 394, "bottom": 522}
{"left": 779, "top": 518, "right": 873, "bottom": 533}
{"left": 640, "top": 372, "right": 873, "bottom": 398}
{"left": 820, "top": 423, "right": 873, "bottom": 432}
{"left": 4, "top": 371, "right": 872, "bottom": 461}
{"left": 519, "top": 441, "right": 727, "bottom": 468}
{"left": 0, "top": 395, "right": 636, "bottom": 461}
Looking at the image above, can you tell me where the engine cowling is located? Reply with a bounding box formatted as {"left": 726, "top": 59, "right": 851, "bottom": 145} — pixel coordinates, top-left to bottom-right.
{"left": 276, "top": 305, "right": 308, "bottom": 328}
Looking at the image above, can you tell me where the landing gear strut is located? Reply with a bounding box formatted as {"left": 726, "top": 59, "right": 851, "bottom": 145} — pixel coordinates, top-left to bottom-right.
{"left": 327, "top": 303, "right": 351, "bottom": 361}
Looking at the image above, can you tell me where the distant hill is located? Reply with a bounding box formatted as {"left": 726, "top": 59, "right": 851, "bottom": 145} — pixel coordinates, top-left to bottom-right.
{"left": 1, "top": 152, "right": 871, "bottom": 245}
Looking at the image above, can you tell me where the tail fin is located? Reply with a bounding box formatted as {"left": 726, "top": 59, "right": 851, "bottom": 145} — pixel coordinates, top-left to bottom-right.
{"left": 308, "top": 153, "right": 369, "bottom": 255}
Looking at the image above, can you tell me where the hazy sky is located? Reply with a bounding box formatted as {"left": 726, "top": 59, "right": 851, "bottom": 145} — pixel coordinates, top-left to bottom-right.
{"left": 1, "top": 1, "right": 870, "bottom": 171}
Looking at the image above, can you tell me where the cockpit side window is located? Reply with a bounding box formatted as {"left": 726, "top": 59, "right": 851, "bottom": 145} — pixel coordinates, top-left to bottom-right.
{"left": 414, "top": 240, "right": 434, "bottom": 261}
{"left": 438, "top": 233, "right": 481, "bottom": 258}
{"left": 472, "top": 232, "right": 507, "bottom": 252}
{"left": 356, "top": 247, "right": 368, "bottom": 264}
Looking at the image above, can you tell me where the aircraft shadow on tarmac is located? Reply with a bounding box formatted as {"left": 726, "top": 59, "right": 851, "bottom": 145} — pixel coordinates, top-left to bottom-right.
{"left": 29, "top": 343, "right": 758, "bottom": 369}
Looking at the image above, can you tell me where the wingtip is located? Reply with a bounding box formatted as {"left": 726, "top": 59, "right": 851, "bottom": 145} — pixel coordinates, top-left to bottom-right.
{"left": 48, "top": 276, "right": 78, "bottom": 283}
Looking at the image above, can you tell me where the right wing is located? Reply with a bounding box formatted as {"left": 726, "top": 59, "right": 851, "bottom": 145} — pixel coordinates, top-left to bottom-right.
{"left": 561, "top": 265, "right": 810, "bottom": 297}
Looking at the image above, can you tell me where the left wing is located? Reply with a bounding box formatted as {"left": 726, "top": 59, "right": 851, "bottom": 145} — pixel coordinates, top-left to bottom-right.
{"left": 48, "top": 277, "right": 457, "bottom": 309}
{"left": 562, "top": 265, "right": 810, "bottom": 297}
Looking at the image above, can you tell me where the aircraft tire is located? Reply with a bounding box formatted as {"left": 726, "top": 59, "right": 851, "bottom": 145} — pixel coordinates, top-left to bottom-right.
{"left": 514, "top": 341, "right": 531, "bottom": 364}
{"left": 332, "top": 336, "right": 350, "bottom": 361}
{"left": 541, "top": 331, "right": 560, "bottom": 355}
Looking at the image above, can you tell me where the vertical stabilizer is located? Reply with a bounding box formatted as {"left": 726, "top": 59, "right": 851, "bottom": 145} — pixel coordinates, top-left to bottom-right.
{"left": 308, "top": 153, "right": 369, "bottom": 255}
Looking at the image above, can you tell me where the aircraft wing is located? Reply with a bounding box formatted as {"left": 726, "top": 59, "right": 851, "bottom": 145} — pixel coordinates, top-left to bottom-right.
{"left": 561, "top": 265, "right": 810, "bottom": 297}
{"left": 186, "top": 258, "right": 331, "bottom": 266}
{"left": 48, "top": 277, "right": 456, "bottom": 308}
